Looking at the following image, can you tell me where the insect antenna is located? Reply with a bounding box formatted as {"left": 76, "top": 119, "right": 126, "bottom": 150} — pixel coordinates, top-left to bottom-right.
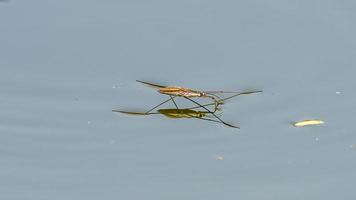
{"left": 206, "top": 92, "right": 221, "bottom": 99}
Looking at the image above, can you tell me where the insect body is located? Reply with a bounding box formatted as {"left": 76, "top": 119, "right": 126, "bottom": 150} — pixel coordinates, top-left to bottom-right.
{"left": 158, "top": 87, "right": 203, "bottom": 97}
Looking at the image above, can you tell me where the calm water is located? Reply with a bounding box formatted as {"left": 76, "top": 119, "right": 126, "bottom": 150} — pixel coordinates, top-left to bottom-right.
{"left": 1, "top": 1, "right": 356, "bottom": 199}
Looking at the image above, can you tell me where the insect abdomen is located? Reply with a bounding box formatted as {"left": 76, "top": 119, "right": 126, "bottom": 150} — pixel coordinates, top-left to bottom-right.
{"left": 159, "top": 87, "right": 201, "bottom": 97}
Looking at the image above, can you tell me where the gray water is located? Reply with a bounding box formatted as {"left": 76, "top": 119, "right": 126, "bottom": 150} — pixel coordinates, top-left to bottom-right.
{"left": 1, "top": 1, "right": 356, "bottom": 199}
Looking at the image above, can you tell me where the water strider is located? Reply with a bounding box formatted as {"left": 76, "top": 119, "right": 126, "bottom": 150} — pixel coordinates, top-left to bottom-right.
{"left": 113, "top": 86, "right": 262, "bottom": 128}
{"left": 135, "top": 80, "right": 261, "bottom": 128}
{"left": 136, "top": 80, "right": 223, "bottom": 110}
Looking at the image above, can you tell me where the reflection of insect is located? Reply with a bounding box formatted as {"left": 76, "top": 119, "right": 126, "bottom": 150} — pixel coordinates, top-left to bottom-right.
{"left": 113, "top": 87, "right": 262, "bottom": 129}
{"left": 113, "top": 108, "right": 229, "bottom": 126}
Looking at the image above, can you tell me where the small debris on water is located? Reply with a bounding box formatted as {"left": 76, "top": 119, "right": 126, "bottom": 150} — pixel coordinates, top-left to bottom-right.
{"left": 315, "top": 137, "right": 319, "bottom": 142}
{"left": 215, "top": 155, "right": 224, "bottom": 161}
{"left": 87, "top": 121, "right": 92, "bottom": 125}
{"left": 350, "top": 144, "right": 356, "bottom": 149}
{"left": 112, "top": 83, "right": 127, "bottom": 89}
{"left": 335, "top": 91, "right": 341, "bottom": 95}
{"left": 293, "top": 120, "right": 324, "bottom": 127}
{"left": 287, "top": 159, "right": 296, "bottom": 165}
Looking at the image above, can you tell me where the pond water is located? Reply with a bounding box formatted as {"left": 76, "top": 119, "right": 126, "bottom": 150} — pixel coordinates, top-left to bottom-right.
{"left": 1, "top": 1, "right": 356, "bottom": 199}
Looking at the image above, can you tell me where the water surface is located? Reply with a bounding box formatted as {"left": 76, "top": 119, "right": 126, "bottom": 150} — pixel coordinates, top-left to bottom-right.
{"left": 1, "top": 1, "right": 356, "bottom": 199}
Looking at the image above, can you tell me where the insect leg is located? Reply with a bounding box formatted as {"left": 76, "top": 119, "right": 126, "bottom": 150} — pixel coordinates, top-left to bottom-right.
{"left": 220, "top": 90, "right": 263, "bottom": 102}
{"left": 188, "top": 90, "right": 263, "bottom": 110}
{"left": 145, "top": 97, "right": 176, "bottom": 114}
{"left": 136, "top": 80, "right": 166, "bottom": 88}
{"left": 194, "top": 117, "right": 240, "bottom": 128}
{"left": 205, "top": 95, "right": 220, "bottom": 112}
{"left": 170, "top": 95, "right": 179, "bottom": 109}
{"left": 183, "top": 97, "right": 239, "bottom": 129}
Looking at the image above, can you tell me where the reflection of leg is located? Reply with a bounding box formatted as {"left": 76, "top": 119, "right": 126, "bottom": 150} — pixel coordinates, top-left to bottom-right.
{"left": 184, "top": 102, "right": 218, "bottom": 112}
{"left": 184, "top": 97, "right": 239, "bottom": 129}
{"left": 170, "top": 95, "right": 179, "bottom": 109}
{"left": 145, "top": 97, "right": 176, "bottom": 114}
{"left": 194, "top": 117, "right": 239, "bottom": 128}
{"left": 112, "top": 110, "right": 159, "bottom": 115}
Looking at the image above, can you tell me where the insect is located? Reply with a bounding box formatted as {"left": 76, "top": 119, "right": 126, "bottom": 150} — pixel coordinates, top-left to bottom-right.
{"left": 136, "top": 80, "right": 222, "bottom": 110}
{"left": 136, "top": 79, "right": 261, "bottom": 109}
{"left": 114, "top": 86, "right": 262, "bottom": 128}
